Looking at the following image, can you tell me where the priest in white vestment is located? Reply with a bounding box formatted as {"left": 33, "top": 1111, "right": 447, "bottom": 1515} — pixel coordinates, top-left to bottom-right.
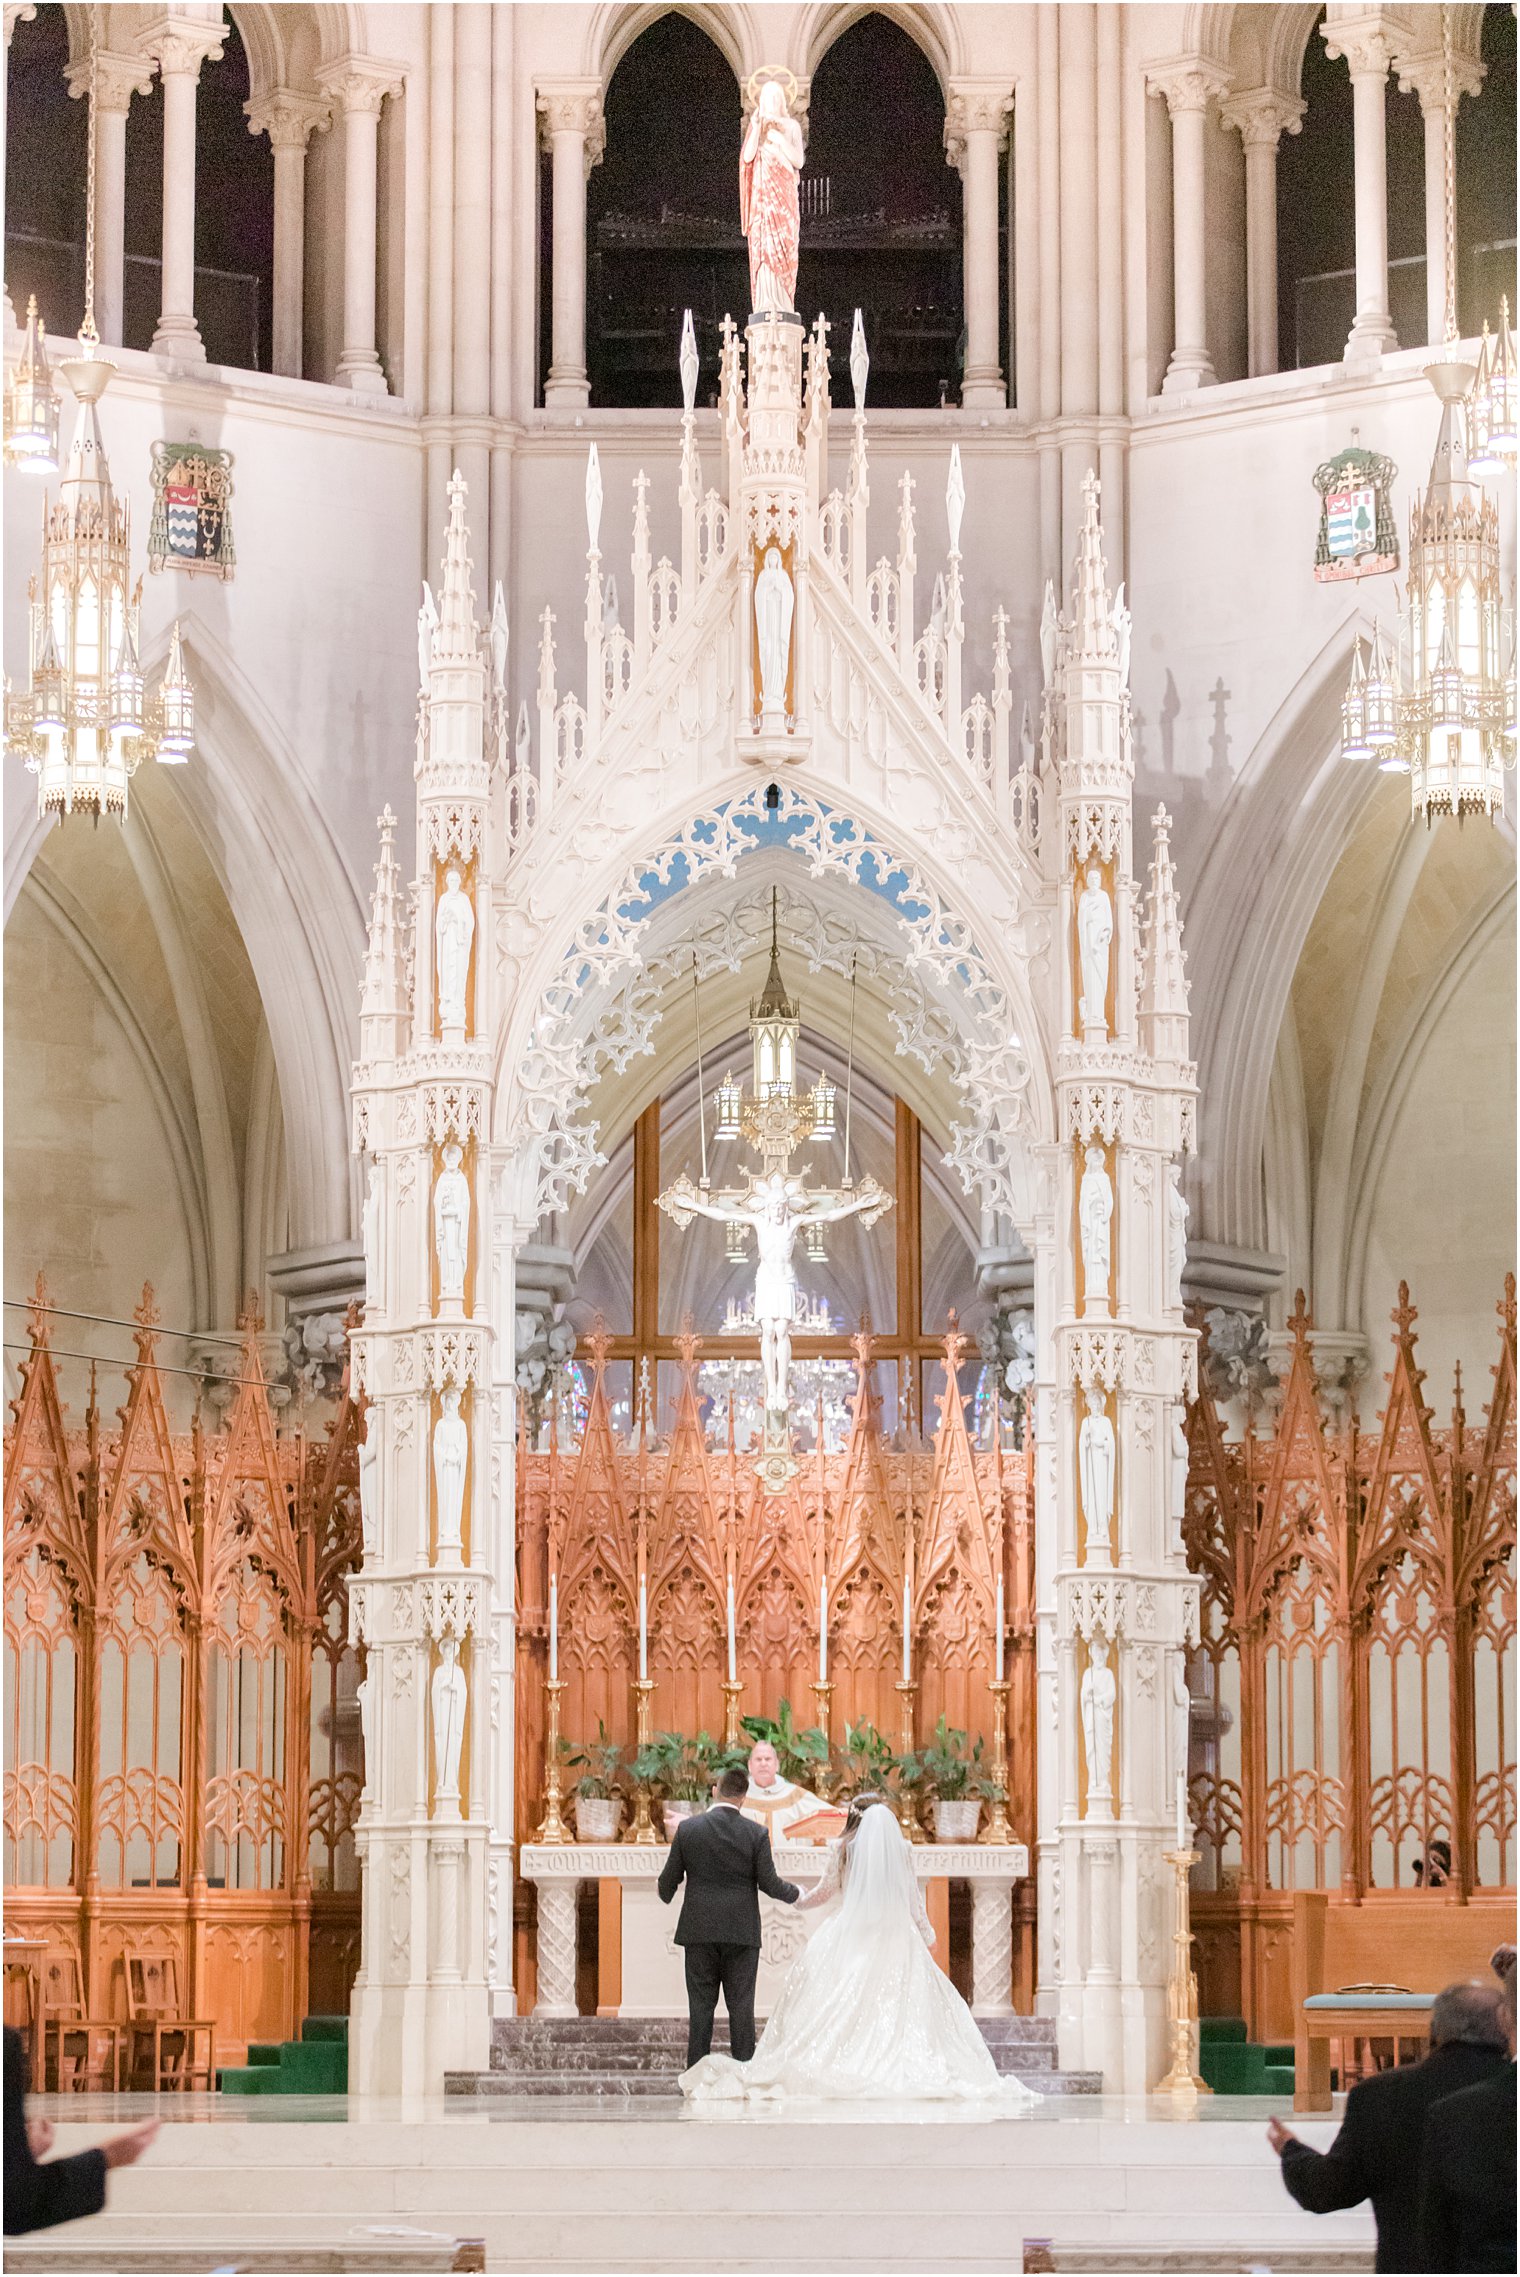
{"left": 739, "top": 1741, "right": 823, "bottom": 1837}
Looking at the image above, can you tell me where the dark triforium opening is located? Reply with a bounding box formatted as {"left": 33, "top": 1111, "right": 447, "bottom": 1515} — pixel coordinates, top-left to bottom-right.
{"left": 765, "top": 781, "right": 781, "bottom": 812}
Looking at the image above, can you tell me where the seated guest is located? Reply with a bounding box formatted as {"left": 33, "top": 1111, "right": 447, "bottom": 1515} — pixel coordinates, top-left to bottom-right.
{"left": 4, "top": 2027, "right": 159, "bottom": 2235}
{"left": 1418, "top": 1952, "right": 1517, "bottom": 2275}
{"left": 1267, "top": 1979, "right": 1509, "bottom": 2273}
{"left": 1413, "top": 1840, "right": 1452, "bottom": 1888}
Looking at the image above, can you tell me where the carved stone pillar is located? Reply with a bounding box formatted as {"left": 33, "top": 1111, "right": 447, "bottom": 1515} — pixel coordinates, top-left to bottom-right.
{"left": 537, "top": 81, "right": 604, "bottom": 410}
{"left": 944, "top": 81, "right": 1013, "bottom": 410}
{"left": 140, "top": 14, "right": 226, "bottom": 362}
{"left": 534, "top": 1880, "right": 579, "bottom": 2018}
{"left": 1397, "top": 45, "right": 1485, "bottom": 346}
{"left": 66, "top": 48, "right": 153, "bottom": 347}
{"left": 970, "top": 1878, "right": 1014, "bottom": 2016}
{"left": 318, "top": 57, "right": 403, "bottom": 394}
{"left": 1322, "top": 16, "right": 1400, "bottom": 363}
{"left": 1147, "top": 61, "right": 1232, "bottom": 394}
{"left": 1220, "top": 88, "right": 1305, "bottom": 378}
{"left": 245, "top": 90, "right": 330, "bottom": 379}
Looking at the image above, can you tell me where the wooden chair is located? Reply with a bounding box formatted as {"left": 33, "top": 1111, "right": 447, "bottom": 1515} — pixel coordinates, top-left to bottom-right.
{"left": 41, "top": 1950, "right": 126, "bottom": 2093}
{"left": 121, "top": 1953, "right": 216, "bottom": 2092}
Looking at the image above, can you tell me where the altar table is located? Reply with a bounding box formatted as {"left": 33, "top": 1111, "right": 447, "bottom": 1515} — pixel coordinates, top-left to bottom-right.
{"left": 520, "top": 1840, "right": 1029, "bottom": 2018}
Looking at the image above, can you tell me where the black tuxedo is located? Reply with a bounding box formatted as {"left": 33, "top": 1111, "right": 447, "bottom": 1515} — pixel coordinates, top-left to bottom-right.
{"left": 657, "top": 1802, "right": 800, "bottom": 2065}
{"left": 1417, "top": 2060, "right": 1517, "bottom": 2274}
{"left": 1278, "top": 2040, "right": 1509, "bottom": 2273}
{"left": 4, "top": 2027, "right": 108, "bottom": 2235}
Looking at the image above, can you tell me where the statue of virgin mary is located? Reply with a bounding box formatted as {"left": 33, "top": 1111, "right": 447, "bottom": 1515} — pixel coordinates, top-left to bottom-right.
{"left": 740, "top": 80, "right": 805, "bottom": 315}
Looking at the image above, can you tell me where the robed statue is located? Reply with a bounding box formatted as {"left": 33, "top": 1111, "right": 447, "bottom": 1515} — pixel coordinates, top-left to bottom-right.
{"left": 740, "top": 80, "right": 804, "bottom": 314}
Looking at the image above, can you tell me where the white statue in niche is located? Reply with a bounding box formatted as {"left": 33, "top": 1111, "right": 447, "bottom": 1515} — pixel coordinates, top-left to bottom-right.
{"left": 356, "top": 1670, "right": 373, "bottom": 1779}
{"left": 433, "top": 1144, "right": 471, "bottom": 1303}
{"left": 1166, "top": 1169, "right": 1189, "bottom": 1313}
{"left": 754, "top": 545, "right": 795, "bottom": 723}
{"left": 358, "top": 1412, "right": 379, "bottom": 1557}
{"left": 1078, "top": 1146, "right": 1113, "bottom": 1308}
{"left": 1078, "top": 1388, "right": 1116, "bottom": 1554}
{"left": 1080, "top": 1635, "right": 1116, "bottom": 1808}
{"left": 417, "top": 581, "right": 438, "bottom": 688}
{"left": 433, "top": 1387, "right": 467, "bottom": 1555}
{"left": 431, "top": 1635, "right": 467, "bottom": 1812}
{"left": 1076, "top": 865, "right": 1113, "bottom": 1033}
{"left": 1170, "top": 1403, "right": 1190, "bottom": 1545}
{"left": 435, "top": 868, "right": 474, "bottom": 1034}
{"left": 362, "top": 1162, "right": 381, "bottom": 1294}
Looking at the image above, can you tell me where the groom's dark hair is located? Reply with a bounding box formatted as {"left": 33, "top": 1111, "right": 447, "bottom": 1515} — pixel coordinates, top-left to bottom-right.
{"left": 716, "top": 1767, "right": 749, "bottom": 1799}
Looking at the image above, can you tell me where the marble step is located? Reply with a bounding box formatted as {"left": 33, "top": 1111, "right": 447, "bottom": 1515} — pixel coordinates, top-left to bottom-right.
{"left": 486, "top": 2037, "right": 1062, "bottom": 2075}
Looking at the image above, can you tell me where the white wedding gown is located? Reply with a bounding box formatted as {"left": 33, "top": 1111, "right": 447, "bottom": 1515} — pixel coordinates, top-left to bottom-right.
{"left": 681, "top": 1805, "right": 1041, "bottom": 2106}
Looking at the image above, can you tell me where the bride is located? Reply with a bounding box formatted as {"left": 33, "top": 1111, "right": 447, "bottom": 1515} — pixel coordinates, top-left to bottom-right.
{"left": 681, "top": 1795, "right": 1041, "bottom": 2105}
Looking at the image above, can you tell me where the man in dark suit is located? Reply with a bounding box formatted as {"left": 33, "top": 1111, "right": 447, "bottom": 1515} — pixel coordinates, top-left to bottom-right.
{"left": 1417, "top": 1950, "right": 1517, "bottom": 2274}
{"left": 1266, "top": 1979, "right": 1510, "bottom": 2273}
{"left": 657, "top": 1763, "right": 803, "bottom": 2067}
{"left": 5, "top": 2026, "right": 159, "bottom": 2235}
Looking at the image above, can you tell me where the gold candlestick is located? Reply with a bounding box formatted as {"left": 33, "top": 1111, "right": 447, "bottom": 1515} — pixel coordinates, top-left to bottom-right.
{"left": 1153, "top": 1846, "right": 1211, "bottom": 2102}
{"left": 720, "top": 1677, "right": 744, "bottom": 1750}
{"left": 629, "top": 1675, "right": 659, "bottom": 1847}
{"left": 535, "top": 1677, "right": 571, "bottom": 1844}
{"left": 811, "top": 1680, "right": 834, "bottom": 1756}
{"left": 982, "top": 1678, "right": 1013, "bottom": 1845}
{"left": 895, "top": 1677, "right": 927, "bottom": 1842}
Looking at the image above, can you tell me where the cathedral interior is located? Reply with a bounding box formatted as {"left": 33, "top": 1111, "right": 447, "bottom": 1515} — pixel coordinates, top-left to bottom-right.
{"left": 1, "top": 2, "right": 1515, "bottom": 2269}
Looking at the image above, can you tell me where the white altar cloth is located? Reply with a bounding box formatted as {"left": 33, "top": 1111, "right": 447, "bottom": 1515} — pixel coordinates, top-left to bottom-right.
{"left": 520, "top": 1839, "right": 1029, "bottom": 2019}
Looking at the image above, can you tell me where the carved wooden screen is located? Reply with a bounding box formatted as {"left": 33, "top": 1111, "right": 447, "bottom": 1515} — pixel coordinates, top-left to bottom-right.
{"left": 2, "top": 1286, "right": 363, "bottom": 2064}
{"left": 1184, "top": 1283, "right": 1517, "bottom": 2028}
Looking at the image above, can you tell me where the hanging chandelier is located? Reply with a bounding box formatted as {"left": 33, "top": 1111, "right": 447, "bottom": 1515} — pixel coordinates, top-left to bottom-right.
{"left": 3, "top": 19, "right": 194, "bottom": 820}
{"left": 3, "top": 296, "right": 61, "bottom": 471}
{"left": 1339, "top": 7, "right": 1516, "bottom": 822}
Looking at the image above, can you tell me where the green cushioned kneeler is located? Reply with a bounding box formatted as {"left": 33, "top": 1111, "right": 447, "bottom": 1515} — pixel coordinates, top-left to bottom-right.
{"left": 1199, "top": 2017, "right": 1248, "bottom": 2043}
{"left": 217, "top": 2015, "right": 349, "bottom": 2096}
{"left": 300, "top": 2016, "right": 350, "bottom": 2044}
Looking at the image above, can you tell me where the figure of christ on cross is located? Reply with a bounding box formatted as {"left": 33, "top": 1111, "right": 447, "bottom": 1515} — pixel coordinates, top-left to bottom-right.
{"left": 657, "top": 1166, "right": 892, "bottom": 1423}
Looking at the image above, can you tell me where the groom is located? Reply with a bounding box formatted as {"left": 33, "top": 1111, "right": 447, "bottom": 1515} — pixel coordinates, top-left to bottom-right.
{"left": 657, "top": 1764, "right": 802, "bottom": 2066}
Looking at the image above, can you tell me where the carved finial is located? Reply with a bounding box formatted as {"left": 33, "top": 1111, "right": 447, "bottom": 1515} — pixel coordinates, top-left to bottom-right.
{"left": 1391, "top": 1279, "right": 1418, "bottom": 1340}
{"left": 940, "top": 1312, "right": 968, "bottom": 1405}
{"left": 1287, "top": 1289, "right": 1313, "bottom": 1343}
{"left": 238, "top": 1290, "right": 266, "bottom": 1344}
{"left": 675, "top": 1316, "right": 703, "bottom": 1372}
{"left": 586, "top": 1316, "right": 611, "bottom": 1376}
{"left": 537, "top": 606, "right": 557, "bottom": 706}
{"left": 28, "top": 1271, "right": 52, "bottom": 1346}
{"left": 360, "top": 805, "right": 408, "bottom": 1036}
{"left": 679, "top": 308, "right": 699, "bottom": 414}
{"left": 1138, "top": 802, "right": 1191, "bottom": 1057}
{"left": 1071, "top": 468, "right": 1116, "bottom": 656}
{"left": 946, "top": 445, "right": 965, "bottom": 556}
{"left": 898, "top": 469, "right": 917, "bottom": 573}
{"left": 585, "top": 443, "right": 603, "bottom": 556}
{"left": 1503, "top": 1271, "right": 1516, "bottom": 1338}
{"left": 435, "top": 467, "right": 480, "bottom": 663}
{"left": 849, "top": 307, "right": 869, "bottom": 410}
{"left": 489, "top": 583, "right": 509, "bottom": 695}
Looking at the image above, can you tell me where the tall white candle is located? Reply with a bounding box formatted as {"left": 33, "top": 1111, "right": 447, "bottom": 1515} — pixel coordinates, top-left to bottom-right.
{"left": 549, "top": 1573, "right": 558, "bottom": 1684}
{"left": 1175, "top": 1768, "right": 1187, "bottom": 1852}
{"left": 638, "top": 1575, "right": 648, "bottom": 1682}
{"left": 818, "top": 1579, "right": 828, "bottom": 1684}
{"left": 994, "top": 1576, "right": 1005, "bottom": 1684}
{"left": 726, "top": 1576, "right": 736, "bottom": 1683}
{"left": 901, "top": 1570, "right": 912, "bottom": 1683}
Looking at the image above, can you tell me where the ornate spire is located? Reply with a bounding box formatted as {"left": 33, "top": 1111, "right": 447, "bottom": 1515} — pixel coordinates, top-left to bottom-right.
{"left": 1137, "top": 804, "right": 1191, "bottom": 1062}
{"left": 1070, "top": 469, "right": 1117, "bottom": 659}
{"left": 434, "top": 468, "right": 480, "bottom": 664}
{"left": 360, "top": 804, "right": 409, "bottom": 1052}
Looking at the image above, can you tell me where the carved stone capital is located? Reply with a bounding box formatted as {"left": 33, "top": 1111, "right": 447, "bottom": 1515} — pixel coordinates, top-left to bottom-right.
{"left": 1219, "top": 85, "right": 1306, "bottom": 149}
{"left": 66, "top": 47, "right": 155, "bottom": 110}
{"left": 1145, "top": 57, "right": 1232, "bottom": 119}
{"left": 1395, "top": 45, "right": 1485, "bottom": 113}
{"left": 943, "top": 80, "right": 1013, "bottom": 171}
{"left": 245, "top": 87, "right": 333, "bottom": 150}
{"left": 536, "top": 80, "right": 606, "bottom": 172}
{"left": 138, "top": 14, "right": 227, "bottom": 79}
{"left": 1320, "top": 17, "right": 1400, "bottom": 80}
{"left": 316, "top": 55, "right": 406, "bottom": 118}
{"left": 5, "top": 6, "right": 38, "bottom": 52}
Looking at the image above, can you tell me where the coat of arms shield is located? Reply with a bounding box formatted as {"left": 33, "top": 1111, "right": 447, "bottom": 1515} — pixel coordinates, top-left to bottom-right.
{"left": 148, "top": 442, "right": 235, "bottom": 580}
{"left": 1312, "top": 443, "right": 1397, "bottom": 582}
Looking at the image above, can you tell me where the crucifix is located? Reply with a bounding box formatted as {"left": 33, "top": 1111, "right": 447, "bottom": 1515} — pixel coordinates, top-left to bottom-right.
{"left": 656, "top": 892, "right": 893, "bottom": 1488}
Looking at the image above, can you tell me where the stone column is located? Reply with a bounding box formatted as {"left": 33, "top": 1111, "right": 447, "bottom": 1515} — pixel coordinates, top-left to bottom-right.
{"left": 1397, "top": 45, "right": 1485, "bottom": 347}
{"left": 66, "top": 49, "right": 153, "bottom": 347}
{"left": 536, "top": 81, "right": 604, "bottom": 410}
{"left": 1220, "top": 89, "right": 1305, "bottom": 378}
{"left": 1322, "top": 16, "right": 1399, "bottom": 363}
{"left": 318, "top": 57, "right": 404, "bottom": 395}
{"left": 141, "top": 14, "right": 227, "bottom": 362}
{"left": 1147, "top": 62, "right": 1231, "bottom": 395}
{"left": 944, "top": 80, "right": 1013, "bottom": 410}
{"left": 970, "top": 1878, "right": 1015, "bottom": 2016}
{"left": 533, "top": 1880, "right": 579, "bottom": 2018}
{"left": 244, "top": 90, "right": 330, "bottom": 379}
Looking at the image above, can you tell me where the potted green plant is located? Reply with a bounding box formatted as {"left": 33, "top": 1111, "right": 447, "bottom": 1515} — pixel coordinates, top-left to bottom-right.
{"left": 631, "top": 1730, "right": 740, "bottom": 1838}
{"left": 905, "top": 1715, "right": 988, "bottom": 1842}
{"left": 833, "top": 1718, "right": 898, "bottom": 1801}
{"left": 741, "top": 1698, "right": 831, "bottom": 1790}
{"left": 566, "top": 1720, "right": 626, "bottom": 1842}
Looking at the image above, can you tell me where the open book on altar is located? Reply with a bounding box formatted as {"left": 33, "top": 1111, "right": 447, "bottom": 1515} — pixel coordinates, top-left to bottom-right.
{"left": 779, "top": 1806, "right": 848, "bottom": 1843}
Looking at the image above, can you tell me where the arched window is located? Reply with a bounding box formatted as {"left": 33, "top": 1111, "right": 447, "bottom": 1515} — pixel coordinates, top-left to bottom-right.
{"left": 574, "top": 14, "right": 742, "bottom": 409}
{"left": 801, "top": 15, "right": 969, "bottom": 410}
{"left": 3, "top": 3, "right": 87, "bottom": 337}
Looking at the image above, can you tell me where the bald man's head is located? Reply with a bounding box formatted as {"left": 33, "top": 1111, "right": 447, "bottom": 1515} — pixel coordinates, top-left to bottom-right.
{"left": 1428, "top": 1979, "right": 1508, "bottom": 2051}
